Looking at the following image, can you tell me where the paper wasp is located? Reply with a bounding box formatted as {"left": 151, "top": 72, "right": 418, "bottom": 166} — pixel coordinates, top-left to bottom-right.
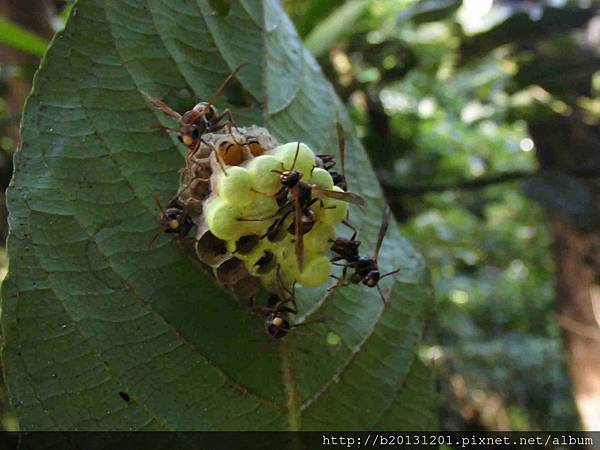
{"left": 142, "top": 63, "right": 246, "bottom": 153}
{"left": 317, "top": 123, "right": 348, "bottom": 191}
{"left": 261, "top": 293, "right": 297, "bottom": 339}
{"left": 330, "top": 230, "right": 361, "bottom": 264}
{"left": 242, "top": 143, "right": 364, "bottom": 270}
{"left": 272, "top": 143, "right": 365, "bottom": 270}
{"left": 331, "top": 206, "right": 400, "bottom": 304}
{"left": 261, "top": 298, "right": 332, "bottom": 339}
{"left": 149, "top": 196, "right": 194, "bottom": 248}
{"left": 253, "top": 270, "right": 329, "bottom": 339}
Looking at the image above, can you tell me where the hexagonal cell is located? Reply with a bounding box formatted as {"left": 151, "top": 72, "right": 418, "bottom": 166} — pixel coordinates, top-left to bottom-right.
{"left": 196, "top": 126, "right": 278, "bottom": 168}
{"left": 195, "top": 224, "right": 229, "bottom": 267}
{"left": 232, "top": 234, "right": 261, "bottom": 256}
{"left": 213, "top": 257, "right": 251, "bottom": 286}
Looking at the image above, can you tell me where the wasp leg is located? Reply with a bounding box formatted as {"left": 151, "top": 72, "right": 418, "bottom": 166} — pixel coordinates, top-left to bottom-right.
{"left": 379, "top": 268, "right": 401, "bottom": 280}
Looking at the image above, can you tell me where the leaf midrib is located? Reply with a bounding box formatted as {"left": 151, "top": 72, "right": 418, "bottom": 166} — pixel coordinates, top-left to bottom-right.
{"left": 5, "top": 0, "right": 285, "bottom": 430}
{"left": 5, "top": 0, "right": 430, "bottom": 431}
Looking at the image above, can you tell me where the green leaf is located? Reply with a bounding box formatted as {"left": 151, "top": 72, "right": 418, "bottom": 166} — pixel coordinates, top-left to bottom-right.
{"left": 396, "top": 0, "right": 460, "bottom": 25}
{"left": 2, "top": 0, "right": 434, "bottom": 431}
{"left": 284, "top": 0, "right": 339, "bottom": 38}
{"left": 304, "top": 0, "right": 370, "bottom": 58}
{"left": 0, "top": 17, "right": 49, "bottom": 57}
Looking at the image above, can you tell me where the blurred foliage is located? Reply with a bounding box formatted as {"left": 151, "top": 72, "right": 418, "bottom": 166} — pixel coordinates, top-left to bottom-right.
{"left": 0, "top": 18, "right": 48, "bottom": 57}
{"left": 285, "top": 0, "right": 600, "bottom": 431}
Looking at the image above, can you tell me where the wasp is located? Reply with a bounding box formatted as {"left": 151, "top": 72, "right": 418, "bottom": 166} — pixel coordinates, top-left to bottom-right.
{"left": 149, "top": 196, "right": 195, "bottom": 248}
{"left": 273, "top": 143, "right": 365, "bottom": 270}
{"left": 254, "top": 272, "right": 330, "bottom": 339}
{"left": 257, "top": 196, "right": 320, "bottom": 245}
{"left": 142, "top": 63, "right": 246, "bottom": 153}
{"left": 239, "top": 143, "right": 364, "bottom": 270}
{"left": 239, "top": 142, "right": 363, "bottom": 270}
{"left": 330, "top": 229, "right": 361, "bottom": 264}
{"left": 261, "top": 296, "right": 332, "bottom": 339}
{"left": 317, "top": 123, "right": 347, "bottom": 191}
{"left": 331, "top": 206, "right": 400, "bottom": 304}
{"left": 261, "top": 294, "right": 297, "bottom": 339}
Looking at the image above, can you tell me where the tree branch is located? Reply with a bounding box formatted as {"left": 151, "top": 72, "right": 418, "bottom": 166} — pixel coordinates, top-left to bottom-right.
{"left": 383, "top": 168, "right": 600, "bottom": 196}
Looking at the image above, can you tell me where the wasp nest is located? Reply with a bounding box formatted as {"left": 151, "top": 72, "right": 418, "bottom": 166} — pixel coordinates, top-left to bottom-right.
{"left": 186, "top": 127, "right": 278, "bottom": 299}
{"left": 202, "top": 141, "right": 348, "bottom": 291}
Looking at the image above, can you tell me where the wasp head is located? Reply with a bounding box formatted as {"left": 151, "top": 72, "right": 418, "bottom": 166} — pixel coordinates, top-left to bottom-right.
{"left": 177, "top": 125, "right": 200, "bottom": 148}
{"left": 159, "top": 207, "right": 184, "bottom": 233}
{"left": 280, "top": 170, "right": 302, "bottom": 187}
{"left": 331, "top": 172, "right": 348, "bottom": 191}
{"left": 265, "top": 311, "right": 291, "bottom": 339}
{"left": 363, "top": 270, "right": 381, "bottom": 287}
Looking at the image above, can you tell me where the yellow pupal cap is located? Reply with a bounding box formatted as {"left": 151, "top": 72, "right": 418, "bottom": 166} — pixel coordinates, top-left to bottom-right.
{"left": 247, "top": 155, "right": 283, "bottom": 194}
{"left": 204, "top": 199, "right": 243, "bottom": 241}
{"left": 297, "top": 255, "right": 332, "bottom": 288}
{"left": 320, "top": 187, "right": 349, "bottom": 225}
{"left": 304, "top": 222, "right": 336, "bottom": 255}
{"left": 238, "top": 195, "right": 279, "bottom": 235}
{"left": 205, "top": 140, "right": 348, "bottom": 292}
{"left": 217, "top": 166, "right": 253, "bottom": 207}
{"left": 274, "top": 142, "right": 315, "bottom": 177}
{"left": 309, "top": 168, "right": 334, "bottom": 189}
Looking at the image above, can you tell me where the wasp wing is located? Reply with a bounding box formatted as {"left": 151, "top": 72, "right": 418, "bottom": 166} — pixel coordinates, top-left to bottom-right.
{"left": 374, "top": 206, "right": 392, "bottom": 261}
{"left": 207, "top": 62, "right": 246, "bottom": 106}
{"left": 311, "top": 187, "right": 366, "bottom": 207}
{"left": 336, "top": 122, "right": 346, "bottom": 177}
{"left": 141, "top": 91, "right": 182, "bottom": 120}
{"left": 293, "top": 194, "right": 305, "bottom": 272}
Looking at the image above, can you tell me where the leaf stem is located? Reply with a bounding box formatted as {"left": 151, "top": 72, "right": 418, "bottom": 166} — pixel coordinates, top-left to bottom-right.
{"left": 280, "top": 340, "right": 301, "bottom": 431}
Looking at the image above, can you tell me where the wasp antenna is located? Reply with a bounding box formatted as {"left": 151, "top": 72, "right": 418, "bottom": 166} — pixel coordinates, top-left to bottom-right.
{"left": 148, "top": 229, "right": 162, "bottom": 249}
{"left": 150, "top": 124, "right": 177, "bottom": 133}
{"left": 207, "top": 62, "right": 247, "bottom": 107}
{"left": 336, "top": 122, "right": 346, "bottom": 177}
{"left": 291, "top": 142, "right": 300, "bottom": 171}
{"left": 376, "top": 284, "right": 388, "bottom": 306}
{"left": 379, "top": 268, "right": 401, "bottom": 280}
{"left": 293, "top": 315, "right": 334, "bottom": 330}
{"left": 250, "top": 188, "right": 276, "bottom": 198}
{"left": 152, "top": 195, "right": 166, "bottom": 215}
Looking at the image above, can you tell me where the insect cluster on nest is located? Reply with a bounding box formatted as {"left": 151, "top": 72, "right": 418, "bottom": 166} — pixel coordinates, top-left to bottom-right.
{"left": 144, "top": 64, "right": 400, "bottom": 340}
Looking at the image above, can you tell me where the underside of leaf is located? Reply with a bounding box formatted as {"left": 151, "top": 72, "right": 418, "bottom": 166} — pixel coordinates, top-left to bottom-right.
{"left": 1, "top": 0, "right": 435, "bottom": 431}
